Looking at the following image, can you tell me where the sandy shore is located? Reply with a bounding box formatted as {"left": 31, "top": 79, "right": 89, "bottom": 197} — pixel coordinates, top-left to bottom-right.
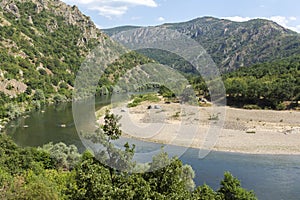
{"left": 98, "top": 100, "right": 300, "bottom": 155}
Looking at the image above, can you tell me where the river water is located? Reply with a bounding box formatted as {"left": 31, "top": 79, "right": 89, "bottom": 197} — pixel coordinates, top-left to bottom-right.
{"left": 6, "top": 97, "right": 300, "bottom": 200}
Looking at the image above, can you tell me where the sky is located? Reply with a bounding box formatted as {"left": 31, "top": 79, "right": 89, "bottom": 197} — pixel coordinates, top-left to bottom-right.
{"left": 62, "top": 0, "right": 300, "bottom": 32}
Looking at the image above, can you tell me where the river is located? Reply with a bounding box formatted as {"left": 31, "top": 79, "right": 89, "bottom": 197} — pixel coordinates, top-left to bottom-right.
{"left": 6, "top": 96, "right": 300, "bottom": 200}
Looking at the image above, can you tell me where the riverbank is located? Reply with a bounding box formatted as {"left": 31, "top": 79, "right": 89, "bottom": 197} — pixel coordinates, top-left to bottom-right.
{"left": 97, "top": 99, "right": 300, "bottom": 155}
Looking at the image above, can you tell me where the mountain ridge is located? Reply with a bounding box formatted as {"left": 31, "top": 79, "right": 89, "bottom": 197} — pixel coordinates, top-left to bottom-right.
{"left": 104, "top": 16, "right": 300, "bottom": 71}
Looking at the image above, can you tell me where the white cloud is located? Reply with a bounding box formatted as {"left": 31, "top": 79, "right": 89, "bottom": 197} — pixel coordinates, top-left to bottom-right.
{"left": 94, "top": 23, "right": 102, "bottom": 29}
{"left": 91, "top": 6, "right": 128, "bottom": 18}
{"left": 112, "top": 0, "right": 157, "bottom": 7}
{"left": 64, "top": 0, "right": 157, "bottom": 18}
{"left": 269, "top": 16, "right": 289, "bottom": 26}
{"left": 222, "top": 16, "right": 300, "bottom": 33}
{"left": 222, "top": 16, "right": 253, "bottom": 22}
{"left": 158, "top": 17, "right": 165, "bottom": 22}
{"left": 289, "top": 25, "right": 300, "bottom": 33}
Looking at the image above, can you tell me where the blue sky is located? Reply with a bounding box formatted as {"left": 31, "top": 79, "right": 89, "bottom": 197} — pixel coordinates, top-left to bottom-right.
{"left": 62, "top": 0, "right": 300, "bottom": 32}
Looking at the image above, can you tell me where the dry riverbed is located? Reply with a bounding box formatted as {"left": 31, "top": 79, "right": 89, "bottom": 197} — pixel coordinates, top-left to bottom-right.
{"left": 97, "top": 100, "right": 300, "bottom": 155}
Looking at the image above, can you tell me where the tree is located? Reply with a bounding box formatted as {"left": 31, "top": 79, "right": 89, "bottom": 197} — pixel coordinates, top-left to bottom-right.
{"left": 218, "top": 172, "right": 257, "bottom": 200}
{"left": 145, "top": 150, "right": 195, "bottom": 198}
{"left": 92, "top": 110, "right": 135, "bottom": 183}
{"left": 33, "top": 89, "right": 46, "bottom": 106}
{"left": 101, "top": 110, "right": 122, "bottom": 140}
{"left": 72, "top": 151, "right": 112, "bottom": 200}
{"left": 192, "top": 184, "right": 218, "bottom": 200}
{"left": 40, "top": 142, "right": 81, "bottom": 170}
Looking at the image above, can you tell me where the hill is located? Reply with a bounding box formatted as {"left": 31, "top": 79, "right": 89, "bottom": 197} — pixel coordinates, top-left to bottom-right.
{"left": 0, "top": 0, "right": 151, "bottom": 122}
{"left": 104, "top": 17, "right": 300, "bottom": 72}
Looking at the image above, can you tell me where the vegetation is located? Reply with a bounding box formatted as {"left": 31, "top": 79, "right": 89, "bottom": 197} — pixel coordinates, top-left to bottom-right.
{"left": 223, "top": 56, "right": 300, "bottom": 109}
{"left": 104, "top": 18, "right": 300, "bottom": 110}
{"left": 127, "top": 93, "right": 160, "bottom": 107}
{"left": 105, "top": 17, "right": 300, "bottom": 72}
{"left": 0, "top": 1, "right": 153, "bottom": 122}
{"left": 131, "top": 50, "right": 299, "bottom": 110}
{"left": 0, "top": 111, "right": 257, "bottom": 199}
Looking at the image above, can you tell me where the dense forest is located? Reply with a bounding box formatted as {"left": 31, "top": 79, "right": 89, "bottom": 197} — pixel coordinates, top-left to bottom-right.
{"left": 223, "top": 56, "right": 300, "bottom": 109}
{"left": 0, "top": 111, "right": 257, "bottom": 200}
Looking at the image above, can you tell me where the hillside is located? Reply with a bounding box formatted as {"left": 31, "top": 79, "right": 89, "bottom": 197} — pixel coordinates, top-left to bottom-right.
{"left": 0, "top": 0, "right": 151, "bottom": 122}
{"left": 104, "top": 17, "right": 300, "bottom": 72}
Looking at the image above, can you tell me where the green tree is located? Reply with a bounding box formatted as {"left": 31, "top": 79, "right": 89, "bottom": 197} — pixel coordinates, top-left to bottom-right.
{"left": 91, "top": 110, "right": 135, "bottom": 183}
{"left": 218, "top": 172, "right": 257, "bottom": 200}
{"left": 40, "top": 142, "right": 81, "bottom": 170}
{"left": 192, "top": 184, "right": 218, "bottom": 200}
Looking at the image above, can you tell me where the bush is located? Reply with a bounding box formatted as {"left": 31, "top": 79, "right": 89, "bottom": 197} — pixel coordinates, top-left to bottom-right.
{"left": 243, "top": 104, "right": 261, "bottom": 110}
{"left": 128, "top": 93, "right": 160, "bottom": 108}
{"left": 276, "top": 103, "right": 287, "bottom": 110}
{"left": 53, "top": 94, "right": 67, "bottom": 104}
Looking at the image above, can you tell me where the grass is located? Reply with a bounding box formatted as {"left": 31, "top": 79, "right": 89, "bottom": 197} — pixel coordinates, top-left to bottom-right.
{"left": 95, "top": 105, "right": 112, "bottom": 118}
{"left": 208, "top": 114, "right": 219, "bottom": 121}
{"left": 172, "top": 111, "right": 180, "bottom": 119}
{"left": 127, "top": 93, "right": 160, "bottom": 108}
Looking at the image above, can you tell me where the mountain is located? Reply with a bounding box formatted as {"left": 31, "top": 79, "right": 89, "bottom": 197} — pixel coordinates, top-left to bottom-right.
{"left": 0, "top": 0, "right": 151, "bottom": 122}
{"left": 0, "top": 0, "right": 105, "bottom": 97}
{"left": 103, "top": 25, "right": 140, "bottom": 36}
{"left": 104, "top": 17, "right": 300, "bottom": 72}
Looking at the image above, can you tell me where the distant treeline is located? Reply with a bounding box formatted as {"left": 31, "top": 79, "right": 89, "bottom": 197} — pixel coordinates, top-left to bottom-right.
{"left": 138, "top": 49, "right": 299, "bottom": 110}
{"left": 222, "top": 56, "right": 300, "bottom": 109}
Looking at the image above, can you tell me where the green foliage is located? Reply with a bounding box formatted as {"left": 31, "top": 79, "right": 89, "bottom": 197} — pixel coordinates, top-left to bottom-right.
{"left": 192, "top": 184, "right": 218, "bottom": 200}
{"left": 40, "top": 142, "right": 81, "bottom": 170}
{"left": 72, "top": 151, "right": 112, "bottom": 199}
{"left": 158, "top": 85, "right": 176, "bottom": 101}
{"left": 145, "top": 150, "right": 195, "bottom": 198}
{"left": 0, "top": 135, "right": 257, "bottom": 199}
{"left": 223, "top": 56, "right": 300, "bottom": 109}
{"left": 33, "top": 89, "right": 46, "bottom": 102}
{"left": 218, "top": 172, "right": 257, "bottom": 200}
{"left": 128, "top": 93, "right": 160, "bottom": 107}
{"left": 101, "top": 109, "right": 123, "bottom": 140}
{"left": 53, "top": 94, "right": 67, "bottom": 104}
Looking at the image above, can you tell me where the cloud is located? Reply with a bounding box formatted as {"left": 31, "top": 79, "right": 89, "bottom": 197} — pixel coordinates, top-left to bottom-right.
{"left": 222, "top": 16, "right": 253, "bottom": 22}
{"left": 222, "top": 16, "right": 300, "bottom": 33}
{"left": 94, "top": 23, "right": 103, "bottom": 29}
{"left": 289, "top": 25, "right": 300, "bottom": 33}
{"left": 64, "top": 0, "right": 158, "bottom": 18}
{"left": 91, "top": 6, "right": 128, "bottom": 18}
{"left": 158, "top": 17, "right": 165, "bottom": 22}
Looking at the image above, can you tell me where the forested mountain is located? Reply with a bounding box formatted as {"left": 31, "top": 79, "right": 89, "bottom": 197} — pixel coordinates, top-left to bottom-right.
{"left": 104, "top": 17, "right": 300, "bottom": 109}
{"left": 0, "top": 0, "right": 152, "bottom": 121}
{"left": 104, "top": 17, "right": 300, "bottom": 72}
{"left": 0, "top": 0, "right": 104, "bottom": 94}
{"left": 0, "top": 0, "right": 103, "bottom": 116}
